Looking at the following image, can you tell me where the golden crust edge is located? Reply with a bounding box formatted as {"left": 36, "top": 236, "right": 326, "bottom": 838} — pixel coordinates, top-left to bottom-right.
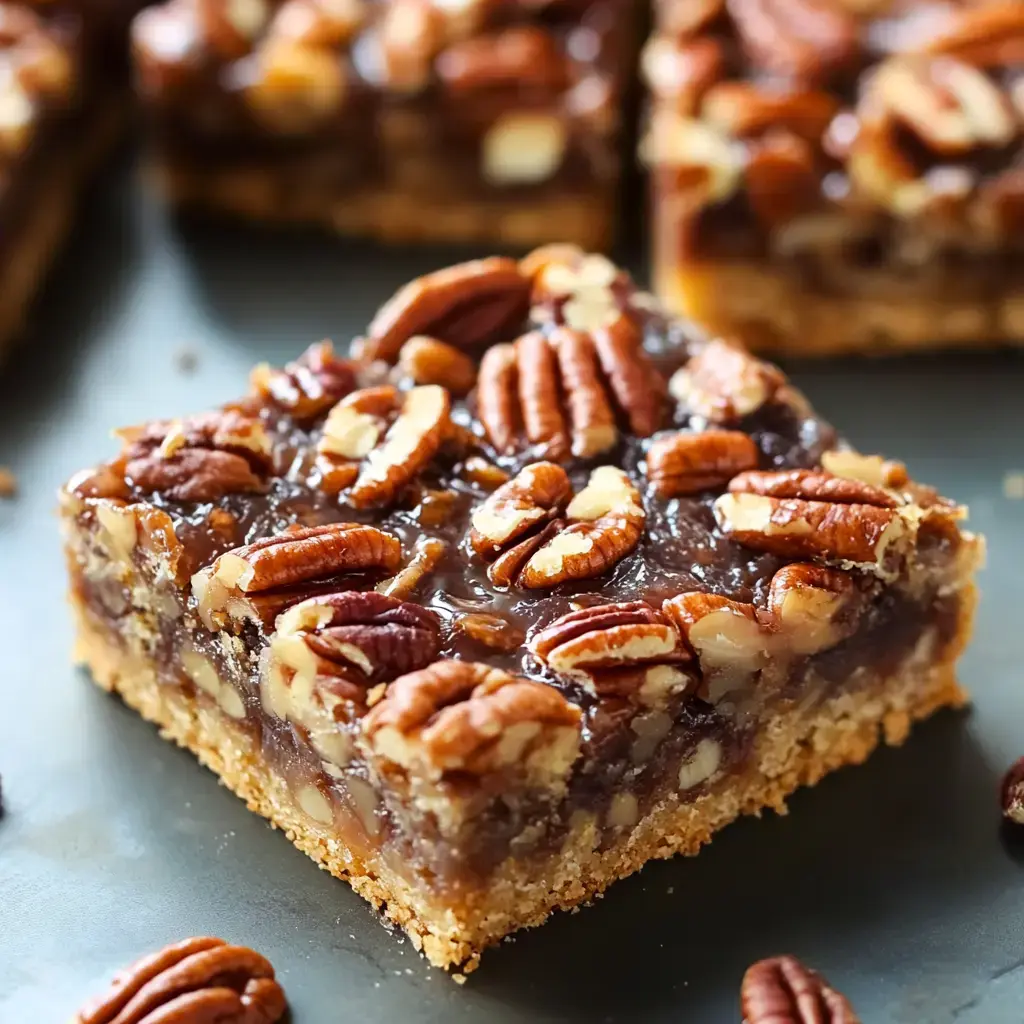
{"left": 655, "top": 260, "right": 1024, "bottom": 356}
{"left": 72, "top": 591, "right": 973, "bottom": 975}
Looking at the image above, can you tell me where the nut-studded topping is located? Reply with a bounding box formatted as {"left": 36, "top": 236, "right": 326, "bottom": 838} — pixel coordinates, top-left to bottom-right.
{"left": 726, "top": 0, "right": 860, "bottom": 84}
{"left": 359, "top": 257, "right": 529, "bottom": 364}
{"left": 669, "top": 338, "right": 785, "bottom": 423}
{"left": 477, "top": 324, "right": 663, "bottom": 459}
{"left": 120, "top": 410, "right": 273, "bottom": 502}
{"left": 530, "top": 602, "right": 697, "bottom": 705}
{"left": 646, "top": 429, "right": 759, "bottom": 497}
{"left": 191, "top": 523, "right": 402, "bottom": 630}
{"left": 362, "top": 661, "right": 581, "bottom": 782}
{"left": 315, "top": 385, "right": 451, "bottom": 507}
{"left": 767, "top": 562, "right": 865, "bottom": 655}
{"left": 250, "top": 340, "right": 357, "bottom": 421}
{"left": 397, "top": 335, "right": 477, "bottom": 395}
{"left": 469, "top": 461, "right": 571, "bottom": 558}
{"left": 741, "top": 955, "right": 859, "bottom": 1024}
{"left": 520, "top": 467, "right": 645, "bottom": 588}
{"left": 716, "top": 470, "right": 915, "bottom": 576}
{"left": 72, "top": 936, "right": 286, "bottom": 1024}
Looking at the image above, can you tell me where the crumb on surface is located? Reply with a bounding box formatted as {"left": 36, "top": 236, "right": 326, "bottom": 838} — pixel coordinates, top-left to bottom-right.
{"left": 0, "top": 467, "right": 16, "bottom": 497}
{"left": 174, "top": 346, "right": 199, "bottom": 373}
{"left": 1003, "top": 472, "right": 1024, "bottom": 500}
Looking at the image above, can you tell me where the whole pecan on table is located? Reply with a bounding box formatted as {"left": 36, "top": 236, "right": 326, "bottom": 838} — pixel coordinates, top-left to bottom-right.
{"left": 314, "top": 383, "right": 451, "bottom": 506}
{"left": 476, "top": 318, "right": 664, "bottom": 459}
{"left": 355, "top": 257, "right": 531, "bottom": 364}
{"left": 530, "top": 601, "right": 699, "bottom": 706}
{"left": 469, "top": 463, "right": 646, "bottom": 588}
{"left": 362, "top": 660, "right": 582, "bottom": 783}
{"left": 250, "top": 339, "right": 357, "bottom": 422}
{"left": 741, "top": 954, "right": 859, "bottom": 1023}
{"left": 73, "top": 936, "right": 286, "bottom": 1024}
{"left": 713, "top": 468, "right": 915, "bottom": 577}
{"left": 117, "top": 410, "right": 274, "bottom": 503}
{"left": 191, "top": 522, "right": 403, "bottom": 630}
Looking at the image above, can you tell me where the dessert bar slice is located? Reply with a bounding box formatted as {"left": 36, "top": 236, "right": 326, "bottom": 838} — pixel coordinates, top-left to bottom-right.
{"left": 129, "top": 0, "right": 636, "bottom": 248}
{"left": 0, "top": 1, "right": 131, "bottom": 356}
{"left": 63, "top": 247, "right": 983, "bottom": 972}
{"left": 641, "top": 0, "right": 1024, "bottom": 355}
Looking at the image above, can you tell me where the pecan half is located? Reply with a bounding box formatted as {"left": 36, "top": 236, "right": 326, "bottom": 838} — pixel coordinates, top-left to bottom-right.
{"left": 469, "top": 461, "right": 571, "bottom": 559}
{"left": 121, "top": 410, "right": 273, "bottom": 503}
{"left": 766, "top": 562, "right": 865, "bottom": 655}
{"left": 669, "top": 338, "right": 785, "bottom": 423}
{"left": 250, "top": 340, "right": 357, "bottom": 422}
{"left": 518, "top": 467, "right": 646, "bottom": 588}
{"left": 359, "top": 257, "right": 530, "bottom": 364}
{"left": 73, "top": 936, "right": 286, "bottom": 1024}
{"left": 397, "top": 335, "right": 477, "bottom": 395}
{"left": 316, "top": 385, "right": 451, "bottom": 507}
{"left": 726, "top": 0, "right": 860, "bottom": 84}
{"left": 477, "top": 324, "right": 663, "bottom": 459}
{"left": 646, "top": 429, "right": 759, "bottom": 497}
{"left": 530, "top": 602, "right": 696, "bottom": 705}
{"left": 716, "top": 470, "right": 915, "bottom": 576}
{"left": 191, "top": 523, "right": 402, "bottom": 631}
{"left": 663, "top": 591, "right": 769, "bottom": 702}
{"left": 741, "top": 955, "right": 859, "bottom": 1024}
{"left": 362, "top": 660, "right": 581, "bottom": 782}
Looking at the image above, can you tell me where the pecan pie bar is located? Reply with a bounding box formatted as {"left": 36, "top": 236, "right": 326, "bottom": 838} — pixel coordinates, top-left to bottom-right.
{"left": 129, "top": 0, "right": 634, "bottom": 248}
{"left": 642, "top": 0, "right": 1024, "bottom": 355}
{"left": 62, "top": 247, "right": 983, "bottom": 972}
{"left": 0, "top": 2, "right": 130, "bottom": 356}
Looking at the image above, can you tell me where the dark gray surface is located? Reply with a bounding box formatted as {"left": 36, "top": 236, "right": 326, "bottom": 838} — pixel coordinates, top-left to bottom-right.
{"left": 2, "top": 157, "right": 1023, "bottom": 1024}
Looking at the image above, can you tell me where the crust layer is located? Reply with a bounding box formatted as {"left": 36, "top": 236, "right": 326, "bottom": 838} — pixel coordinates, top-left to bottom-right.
{"left": 151, "top": 160, "right": 615, "bottom": 250}
{"left": 657, "top": 260, "right": 1024, "bottom": 357}
{"left": 73, "top": 593, "right": 972, "bottom": 973}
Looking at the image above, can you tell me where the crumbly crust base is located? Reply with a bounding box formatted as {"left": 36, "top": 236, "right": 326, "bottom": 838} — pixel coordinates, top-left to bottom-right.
{"left": 0, "top": 102, "right": 122, "bottom": 358}
{"left": 150, "top": 159, "right": 615, "bottom": 250}
{"left": 657, "top": 260, "right": 1024, "bottom": 356}
{"left": 73, "top": 588, "right": 973, "bottom": 974}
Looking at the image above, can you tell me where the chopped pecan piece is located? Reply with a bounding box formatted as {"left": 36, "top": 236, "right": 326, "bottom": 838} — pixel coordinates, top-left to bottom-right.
{"left": 646, "top": 429, "right": 759, "bottom": 497}
{"left": 397, "top": 335, "right": 477, "bottom": 395}
{"left": 72, "top": 936, "right": 286, "bottom": 1024}
{"left": 766, "top": 563, "right": 866, "bottom": 655}
{"left": 376, "top": 535, "right": 447, "bottom": 599}
{"left": 316, "top": 385, "right": 451, "bottom": 507}
{"left": 716, "top": 470, "right": 916, "bottom": 576}
{"left": 469, "top": 461, "right": 571, "bottom": 559}
{"left": 820, "top": 449, "right": 909, "bottom": 490}
{"left": 120, "top": 410, "right": 273, "bottom": 503}
{"left": 530, "top": 602, "right": 696, "bottom": 705}
{"left": 476, "top": 326, "right": 663, "bottom": 459}
{"left": 726, "top": 0, "right": 860, "bottom": 84}
{"left": 522, "top": 246, "right": 631, "bottom": 333}
{"left": 362, "top": 661, "right": 581, "bottom": 783}
{"left": 518, "top": 467, "right": 646, "bottom": 588}
{"left": 453, "top": 612, "right": 526, "bottom": 652}
{"left": 359, "top": 257, "right": 530, "bottom": 363}
{"left": 669, "top": 338, "right": 785, "bottom": 423}
{"left": 250, "top": 340, "right": 357, "bottom": 421}
{"left": 191, "top": 523, "right": 402, "bottom": 631}
{"left": 741, "top": 955, "right": 859, "bottom": 1024}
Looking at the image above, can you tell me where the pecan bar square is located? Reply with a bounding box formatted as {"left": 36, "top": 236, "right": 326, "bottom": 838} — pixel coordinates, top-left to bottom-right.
{"left": 63, "top": 247, "right": 983, "bottom": 973}
{"left": 129, "top": 0, "right": 635, "bottom": 248}
{"left": 0, "top": 0, "right": 135, "bottom": 357}
{"left": 642, "top": 0, "right": 1024, "bottom": 355}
